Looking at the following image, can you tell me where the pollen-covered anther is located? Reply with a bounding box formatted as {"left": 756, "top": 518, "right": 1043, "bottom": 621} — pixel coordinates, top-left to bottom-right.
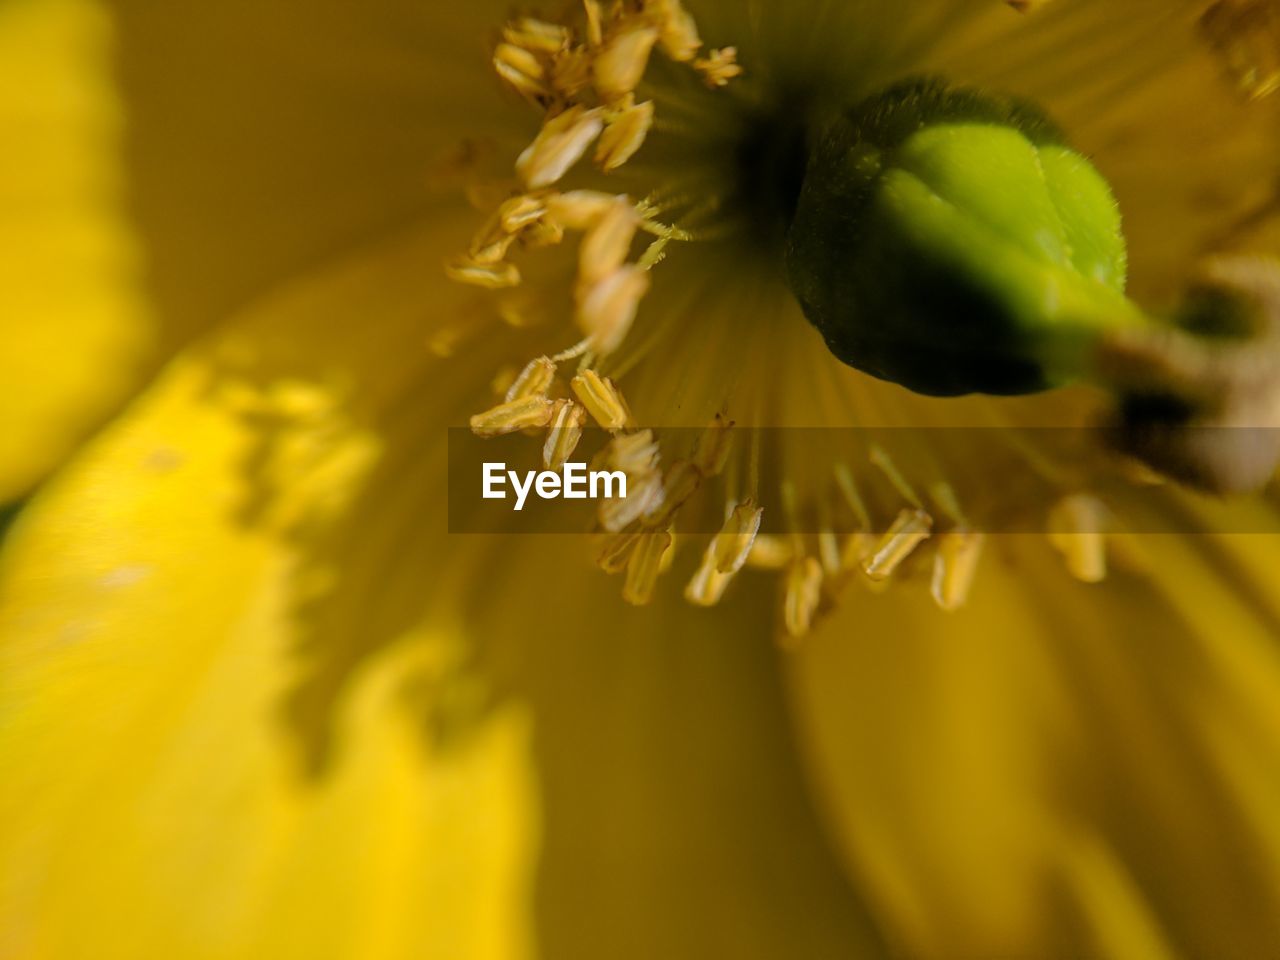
{"left": 516, "top": 105, "right": 606, "bottom": 189}
{"left": 648, "top": 0, "right": 702, "bottom": 61}
{"left": 597, "top": 529, "right": 641, "bottom": 574}
{"left": 623, "top": 529, "right": 674, "bottom": 605}
{"left": 596, "top": 99, "right": 656, "bottom": 171}
{"left": 543, "top": 401, "right": 587, "bottom": 470}
{"left": 494, "top": 43, "right": 553, "bottom": 101}
{"left": 506, "top": 356, "right": 557, "bottom": 402}
{"left": 499, "top": 195, "right": 549, "bottom": 232}
{"left": 694, "top": 47, "right": 743, "bottom": 88}
{"left": 579, "top": 201, "right": 641, "bottom": 288}
{"left": 644, "top": 459, "right": 702, "bottom": 528}
{"left": 576, "top": 265, "right": 651, "bottom": 354}
{"left": 445, "top": 258, "right": 521, "bottom": 289}
{"left": 597, "top": 430, "right": 666, "bottom": 531}
{"left": 594, "top": 23, "right": 661, "bottom": 101}
{"left": 746, "top": 534, "right": 794, "bottom": 570}
{"left": 470, "top": 395, "right": 556, "bottom": 437}
{"left": 503, "top": 17, "right": 572, "bottom": 55}
{"left": 686, "top": 540, "right": 734, "bottom": 606}
{"left": 783, "top": 557, "right": 824, "bottom": 641}
{"left": 693, "top": 414, "right": 735, "bottom": 477}
{"left": 571, "top": 370, "right": 634, "bottom": 431}
{"left": 712, "top": 500, "right": 763, "bottom": 574}
{"left": 1200, "top": 0, "right": 1280, "bottom": 100}
{"left": 546, "top": 190, "right": 627, "bottom": 230}
{"left": 863, "top": 509, "right": 934, "bottom": 582}
{"left": 583, "top": 0, "right": 605, "bottom": 47}
{"left": 931, "top": 530, "right": 985, "bottom": 611}
{"left": 1048, "top": 494, "right": 1109, "bottom": 584}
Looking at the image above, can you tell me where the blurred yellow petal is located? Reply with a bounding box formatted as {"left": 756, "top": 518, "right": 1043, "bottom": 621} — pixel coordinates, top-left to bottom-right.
{"left": 108, "top": 0, "right": 522, "bottom": 348}
{"left": 0, "top": 0, "right": 152, "bottom": 500}
{"left": 786, "top": 503, "right": 1280, "bottom": 958}
{"left": 0, "top": 219, "right": 886, "bottom": 958}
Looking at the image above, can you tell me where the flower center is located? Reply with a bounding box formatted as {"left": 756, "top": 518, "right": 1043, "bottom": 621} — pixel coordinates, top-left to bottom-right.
{"left": 443, "top": 0, "right": 1280, "bottom": 638}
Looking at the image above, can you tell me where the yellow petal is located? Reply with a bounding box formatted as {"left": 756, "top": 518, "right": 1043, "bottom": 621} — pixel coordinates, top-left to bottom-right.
{"left": 0, "top": 221, "right": 886, "bottom": 958}
{"left": 786, "top": 495, "right": 1280, "bottom": 957}
{"left": 0, "top": 0, "right": 152, "bottom": 500}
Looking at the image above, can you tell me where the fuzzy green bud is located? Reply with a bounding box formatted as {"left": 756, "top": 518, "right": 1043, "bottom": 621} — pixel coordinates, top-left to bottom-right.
{"left": 786, "top": 77, "right": 1145, "bottom": 396}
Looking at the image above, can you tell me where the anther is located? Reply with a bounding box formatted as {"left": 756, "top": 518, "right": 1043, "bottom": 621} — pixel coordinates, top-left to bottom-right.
{"left": 596, "top": 100, "right": 656, "bottom": 171}
{"left": 784, "top": 557, "right": 824, "bottom": 641}
{"left": 470, "top": 395, "right": 556, "bottom": 437}
{"left": 686, "top": 539, "right": 734, "bottom": 606}
{"left": 712, "top": 500, "right": 763, "bottom": 573}
{"left": 1048, "top": 494, "right": 1109, "bottom": 584}
{"left": 579, "top": 202, "right": 641, "bottom": 288}
{"left": 864, "top": 508, "right": 934, "bottom": 581}
{"left": 594, "top": 24, "right": 661, "bottom": 101}
{"left": 505, "top": 356, "right": 557, "bottom": 402}
{"left": 623, "top": 529, "right": 674, "bottom": 605}
{"left": 544, "top": 401, "right": 587, "bottom": 470}
{"left": 746, "top": 534, "right": 793, "bottom": 570}
{"left": 445, "top": 258, "right": 521, "bottom": 289}
{"left": 576, "top": 265, "right": 651, "bottom": 354}
{"left": 693, "top": 47, "right": 742, "bottom": 87}
{"left": 931, "top": 531, "right": 985, "bottom": 611}
{"left": 516, "top": 106, "right": 606, "bottom": 189}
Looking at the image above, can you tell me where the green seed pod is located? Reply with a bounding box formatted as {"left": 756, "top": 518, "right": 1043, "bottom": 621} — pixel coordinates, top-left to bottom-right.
{"left": 786, "top": 77, "right": 1144, "bottom": 396}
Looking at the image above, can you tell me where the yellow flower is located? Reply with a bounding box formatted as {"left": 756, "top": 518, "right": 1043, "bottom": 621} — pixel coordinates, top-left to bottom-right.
{"left": 3, "top": 0, "right": 1280, "bottom": 958}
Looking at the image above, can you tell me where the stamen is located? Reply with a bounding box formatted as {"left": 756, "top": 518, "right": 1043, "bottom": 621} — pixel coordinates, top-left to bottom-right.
{"left": 869, "top": 445, "right": 923, "bottom": 508}
{"left": 547, "top": 190, "right": 627, "bottom": 229}
{"left": 686, "top": 540, "right": 734, "bottom": 606}
{"left": 576, "top": 265, "right": 652, "bottom": 354}
{"left": 746, "top": 534, "right": 794, "bottom": 570}
{"left": 597, "top": 529, "right": 641, "bottom": 574}
{"left": 499, "top": 195, "right": 549, "bottom": 232}
{"left": 784, "top": 557, "right": 824, "bottom": 641}
{"left": 494, "top": 43, "right": 553, "bottom": 102}
{"left": 694, "top": 47, "right": 743, "bottom": 87}
{"left": 834, "top": 464, "right": 872, "bottom": 533}
{"left": 503, "top": 18, "right": 572, "bottom": 55}
{"left": 505, "top": 356, "right": 557, "bottom": 402}
{"left": 1048, "top": 494, "right": 1109, "bottom": 584}
{"left": 598, "top": 430, "right": 666, "bottom": 531}
{"left": 864, "top": 508, "right": 934, "bottom": 581}
{"left": 594, "top": 24, "right": 661, "bottom": 101}
{"left": 583, "top": 0, "right": 604, "bottom": 48}
{"left": 596, "top": 100, "right": 657, "bottom": 171}
{"left": 931, "top": 531, "right": 985, "bottom": 611}
{"left": 623, "top": 529, "right": 674, "bottom": 605}
{"left": 544, "top": 400, "right": 587, "bottom": 470}
{"left": 601, "top": 472, "right": 665, "bottom": 531}
{"left": 516, "top": 105, "right": 606, "bottom": 189}
{"left": 694, "top": 414, "right": 735, "bottom": 477}
{"left": 445, "top": 258, "right": 521, "bottom": 289}
{"left": 646, "top": 459, "right": 703, "bottom": 527}
{"left": 712, "top": 500, "right": 763, "bottom": 574}
{"left": 579, "top": 201, "right": 641, "bottom": 287}
{"left": 470, "top": 395, "right": 556, "bottom": 437}
{"left": 571, "top": 370, "right": 634, "bottom": 431}
{"left": 651, "top": 0, "right": 702, "bottom": 62}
